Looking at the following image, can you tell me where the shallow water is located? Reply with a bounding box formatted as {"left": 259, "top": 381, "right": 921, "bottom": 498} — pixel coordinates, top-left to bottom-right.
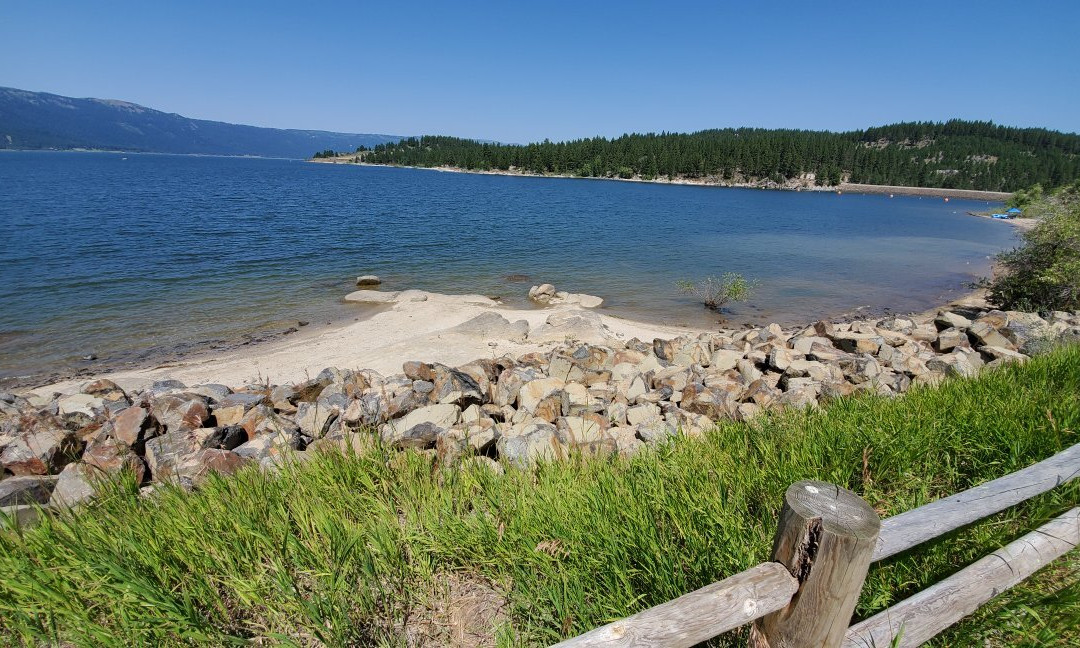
{"left": 0, "top": 152, "right": 1016, "bottom": 381}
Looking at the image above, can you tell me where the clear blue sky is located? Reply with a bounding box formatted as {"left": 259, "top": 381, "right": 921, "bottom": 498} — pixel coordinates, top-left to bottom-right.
{"left": 2, "top": 1, "right": 1078, "bottom": 143}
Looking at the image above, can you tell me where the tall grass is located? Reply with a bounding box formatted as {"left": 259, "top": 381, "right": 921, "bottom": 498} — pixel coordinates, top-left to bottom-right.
{"left": 1, "top": 345, "right": 1078, "bottom": 646}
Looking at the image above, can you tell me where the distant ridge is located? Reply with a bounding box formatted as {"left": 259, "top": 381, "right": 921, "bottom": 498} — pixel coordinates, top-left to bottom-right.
{"left": 0, "top": 87, "right": 404, "bottom": 159}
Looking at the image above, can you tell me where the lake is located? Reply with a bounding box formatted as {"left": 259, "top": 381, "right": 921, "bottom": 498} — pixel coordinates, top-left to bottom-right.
{"left": 0, "top": 151, "right": 1017, "bottom": 383}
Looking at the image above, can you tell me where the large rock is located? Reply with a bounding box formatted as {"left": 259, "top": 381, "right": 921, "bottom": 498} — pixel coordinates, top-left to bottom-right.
{"left": 967, "top": 320, "right": 1016, "bottom": 350}
{"left": 57, "top": 393, "right": 107, "bottom": 428}
{"left": 295, "top": 401, "right": 340, "bottom": 438}
{"left": 150, "top": 395, "right": 210, "bottom": 433}
{"left": 447, "top": 312, "right": 529, "bottom": 341}
{"left": 83, "top": 436, "right": 148, "bottom": 483}
{"left": 528, "top": 284, "right": 557, "bottom": 303}
{"left": 517, "top": 377, "right": 566, "bottom": 413}
{"left": 496, "top": 422, "right": 565, "bottom": 466}
{"left": 144, "top": 430, "right": 203, "bottom": 481}
{"left": 380, "top": 404, "right": 461, "bottom": 449}
{"left": 49, "top": 463, "right": 98, "bottom": 508}
{"left": 428, "top": 364, "right": 485, "bottom": 407}
{"left": 529, "top": 310, "right": 610, "bottom": 343}
{"left": 356, "top": 275, "right": 382, "bottom": 287}
{"left": 494, "top": 366, "right": 543, "bottom": 407}
{"left": 1, "top": 418, "right": 82, "bottom": 476}
{"left": 681, "top": 382, "right": 740, "bottom": 420}
{"left": 344, "top": 289, "right": 401, "bottom": 304}
{"left": 935, "top": 311, "right": 973, "bottom": 330}
{"left": 173, "top": 449, "right": 251, "bottom": 487}
{"left": 0, "top": 475, "right": 58, "bottom": 506}
{"left": 109, "top": 406, "right": 157, "bottom": 448}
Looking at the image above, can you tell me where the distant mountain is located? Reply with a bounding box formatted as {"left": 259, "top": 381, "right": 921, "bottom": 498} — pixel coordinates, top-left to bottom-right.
{"left": 0, "top": 87, "right": 404, "bottom": 159}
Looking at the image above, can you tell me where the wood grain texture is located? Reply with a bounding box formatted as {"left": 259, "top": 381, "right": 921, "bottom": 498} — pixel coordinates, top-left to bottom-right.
{"left": 751, "top": 481, "right": 881, "bottom": 648}
{"left": 846, "top": 507, "right": 1080, "bottom": 648}
{"left": 873, "top": 443, "right": 1080, "bottom": 561}
{"left": 550, "top": 562, "right": 798, "bottom": 648}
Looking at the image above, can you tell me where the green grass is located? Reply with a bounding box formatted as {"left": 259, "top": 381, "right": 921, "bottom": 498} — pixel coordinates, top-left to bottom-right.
{"left": 2, "top": 345, "right": 1079, "bottom": 646}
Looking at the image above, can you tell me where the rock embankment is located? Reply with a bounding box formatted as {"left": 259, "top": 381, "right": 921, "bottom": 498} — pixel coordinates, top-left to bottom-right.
{"left": 2, "top": 304, "right": 1078, "bottom": 523}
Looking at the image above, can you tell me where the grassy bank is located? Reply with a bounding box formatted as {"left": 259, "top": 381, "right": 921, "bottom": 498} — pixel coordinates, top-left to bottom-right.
{"left": 2, "top": 346, "right": 1079, "bottom": 646}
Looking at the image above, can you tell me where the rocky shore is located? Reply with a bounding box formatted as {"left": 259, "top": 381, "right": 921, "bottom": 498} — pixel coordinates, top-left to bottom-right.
{"left": 314, "top": 158, "right": 1014, "bottom": 200}
{"left": 3, "top": 287, "right": 1078, "bottom": 525}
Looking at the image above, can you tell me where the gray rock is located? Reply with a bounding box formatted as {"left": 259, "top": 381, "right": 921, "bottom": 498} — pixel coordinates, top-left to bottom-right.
{"left": 57, "top": 393, "right": 106, "bottom": 427}
{"left": 935, "top": 311, "right": 973, "bottom": 330}
{"left": 0, "top": 420, "right": 82, "bottom": 476}
{"left": 144, "top": 430, "right": 203, "bottom": 481}
{"left": 150, "top": 394, "right": 210, "bottom": 432}
{"left": 49, "top": 463, "right": 98, "bottom": 508}
{"left": 0, "top": 475, "right": 58, "bottom": 506}
{"left": 295, "top": 401, "right": 340, "bottom": 438}
{"left": 496, "top": 422, "right": 564, "bottom": 466}
{"left": 447, "top": 312, "right": 529, "bottom": 341}
{"left": 380, "top": 404, "right": 461, "bottom": 449}
{"left": 187, "top": 383, "right": 233, "bottom": 403}
{"left": 356, "top": 275, "right": 382, "bottom": 287}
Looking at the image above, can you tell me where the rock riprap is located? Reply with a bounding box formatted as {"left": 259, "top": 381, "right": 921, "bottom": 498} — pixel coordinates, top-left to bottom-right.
{"left": 2, "top": 305, "right": 1078, "bottom": 519}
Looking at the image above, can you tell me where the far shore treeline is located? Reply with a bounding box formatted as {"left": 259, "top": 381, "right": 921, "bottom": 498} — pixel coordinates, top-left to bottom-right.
{"left": 332, "top": 120, "right": 1080, "bottom": 192}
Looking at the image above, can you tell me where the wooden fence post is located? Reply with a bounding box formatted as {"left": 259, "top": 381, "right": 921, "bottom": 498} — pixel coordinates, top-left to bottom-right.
{"left": 750, "top": 480, "right": 881, "bottom": 648}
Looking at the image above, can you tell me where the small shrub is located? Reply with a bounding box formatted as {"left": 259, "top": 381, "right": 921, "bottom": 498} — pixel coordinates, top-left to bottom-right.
{"left": 677, "top": 273, "right": 755, "bottom": 312}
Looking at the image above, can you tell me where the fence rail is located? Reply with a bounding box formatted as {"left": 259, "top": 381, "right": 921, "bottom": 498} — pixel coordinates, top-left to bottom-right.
{"left": 555, "top": 443, "right": 1080, "bottom": 648}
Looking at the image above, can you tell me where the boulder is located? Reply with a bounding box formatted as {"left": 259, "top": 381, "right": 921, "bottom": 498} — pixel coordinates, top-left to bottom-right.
{"left": 496, "top": 422, "right": 564, "bottom": 466}
{"left": 1, "top": 419, "right": 82, "bottom": 476}
{"left": 83, "top": 436, "right": 148, "bottom": 483}
{"left": 494, "top": 366, "right": 544, "bottom": 407}
{"left": 517, "top": 377, "right": 566, "bottom": 413}
{"left": 935, "top": 311, "right": 973, "bottom": 330}
{"left": 295, "top": 401, "right": 340, "bottom": 438}
{"left": 967, "top": 320, "right": 1016, "bottom": 350}
{"left": 49, "top": 463, "right": 98, "bottom": 508}
{"left": 381, "top": 404, "right": 461, "bottom": 449}
{"left": 110, "top": 406, "right": 157, "bottom": 447}
{"left": 174, "top": 449, "right": 251, "bottom": 487}
{"left": 528, "top": 283, "right": 557, "bottom": 303}
{"left": 150, "top": 395, "right": 210, "bottom": 433}
{"left": 144, "top": 430, "right": 203, "bottom": 481}
{"left": 447, "top": 312, "right": 529, "bottom": 341}
{"left": 529, "top": 310, "right": 609, "bottom": 343}
{"left": 356, "top": 275, "right": 382, "bottom": 287}
{"left": 57, "top": 393, "right": 107, "bottom": 428}
{"left": 428, "top": 364, "right": 485, "bottom": 407}
{"left": 934, "top": 327, "right": 969, "bottom": 353}
{"left": 635, "top": 418, "right": 677, "bottom": 444}
{"left": 710, "top": 348, "right": 743, "bottom": 372}
{"left": 344, "top": 289, "right": 401, "bottom": 304}
{"left": 0, "top": 475, "right": 58, "bottom": 506}
{"left": 342, "top": 392, "right": 391, "bottom": 427}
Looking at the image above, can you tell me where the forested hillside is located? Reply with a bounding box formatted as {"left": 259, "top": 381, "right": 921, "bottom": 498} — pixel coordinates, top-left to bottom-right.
{"left": 0, "top": 87, "right": 403, "bottom": 158}
{"left": 355, "top": 121, "right": 1080, "bottom": 191}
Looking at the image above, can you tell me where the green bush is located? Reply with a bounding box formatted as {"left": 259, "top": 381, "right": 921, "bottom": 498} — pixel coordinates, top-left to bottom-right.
{"left": 677, "top": 273, "right": 755, "bottom": 312}
{"left": 989, "top": 184, "right": 1080, "bottom": 312}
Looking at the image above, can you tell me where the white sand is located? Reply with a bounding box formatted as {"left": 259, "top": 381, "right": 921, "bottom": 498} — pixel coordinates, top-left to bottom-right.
{"left": 29, "top": 291, "right": 705, "bottom": 397}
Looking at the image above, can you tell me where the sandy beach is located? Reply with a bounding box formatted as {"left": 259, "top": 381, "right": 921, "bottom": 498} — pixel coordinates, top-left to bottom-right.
{"left": 26, "top": 290, "right": 704, "bottom": 398}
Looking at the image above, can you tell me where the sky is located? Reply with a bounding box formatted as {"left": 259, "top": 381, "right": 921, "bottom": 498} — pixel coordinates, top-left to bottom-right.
{"left": 1, "top": 1, "right": 1078, "bottom": 143}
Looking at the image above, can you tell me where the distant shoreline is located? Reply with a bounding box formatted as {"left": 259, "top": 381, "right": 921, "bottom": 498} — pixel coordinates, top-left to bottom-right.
{"left": 310, "top": 158, "right": 1013, "bottom": 201}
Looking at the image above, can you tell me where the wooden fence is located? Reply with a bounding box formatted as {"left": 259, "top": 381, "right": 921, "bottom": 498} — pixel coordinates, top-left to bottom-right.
{"left": 554, "top": 443, "right": 1080, "bottom": 648}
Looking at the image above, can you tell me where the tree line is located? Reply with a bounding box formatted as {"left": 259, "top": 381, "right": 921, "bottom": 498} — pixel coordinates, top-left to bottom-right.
{"left": 332, "top": 120, "right": 1080, "bottom": 191}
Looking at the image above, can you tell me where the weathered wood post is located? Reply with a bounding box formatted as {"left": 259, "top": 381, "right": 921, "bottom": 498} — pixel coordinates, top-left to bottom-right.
{"left": 750, "top": 480, "right": 881, "bottom": 648}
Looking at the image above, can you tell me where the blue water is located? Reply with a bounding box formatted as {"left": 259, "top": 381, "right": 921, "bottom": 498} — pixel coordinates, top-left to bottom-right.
{"left": 0, "top": 151, "right": 1017, "bottom": 382}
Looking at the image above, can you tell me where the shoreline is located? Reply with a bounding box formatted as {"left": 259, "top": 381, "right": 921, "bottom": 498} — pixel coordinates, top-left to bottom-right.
{"left": 311, "top": 159, "right": 1014, "bottom": 201}
{"left": 22, "top": 283, "right": 1000, "bottom": 400}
